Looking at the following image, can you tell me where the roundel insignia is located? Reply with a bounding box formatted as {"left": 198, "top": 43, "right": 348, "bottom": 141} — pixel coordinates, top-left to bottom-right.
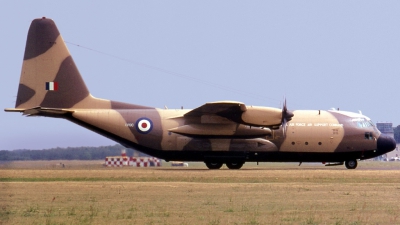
{"left": 135, "top": 117, "right": 153, "bottom": 134}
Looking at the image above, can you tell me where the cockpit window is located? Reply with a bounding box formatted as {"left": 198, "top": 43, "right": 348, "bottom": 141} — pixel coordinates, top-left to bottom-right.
{"left": 368, "top": 120, "right": 375, "bottom": 127}
{"left": 352, "top": 118, "right": 374, "bottom": 128}
{"left": 357, "top": 121, "right": 373, "bottom": 128}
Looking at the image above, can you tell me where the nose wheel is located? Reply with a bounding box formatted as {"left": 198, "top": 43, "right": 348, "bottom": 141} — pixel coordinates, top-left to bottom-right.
{"left": 345, "top": 160, "right": 357, "bottom": 169}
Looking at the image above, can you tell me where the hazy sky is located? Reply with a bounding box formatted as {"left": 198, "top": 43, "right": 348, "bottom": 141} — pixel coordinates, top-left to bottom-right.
{"left": 2, "top": 1, "right": 400, "bottom": 150}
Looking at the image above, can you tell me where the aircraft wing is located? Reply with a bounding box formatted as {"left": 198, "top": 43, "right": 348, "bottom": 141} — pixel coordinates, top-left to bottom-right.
{"left": 184, "top": 101, "right": 246, "bottom": 118}
{"left": 184, "top": 101, "right": 284, "bottom": 127}
{"left": 168, "top": 101, "right": 274, "bottom": 138}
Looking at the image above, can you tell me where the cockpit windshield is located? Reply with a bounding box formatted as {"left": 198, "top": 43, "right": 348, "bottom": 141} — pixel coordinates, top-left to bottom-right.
{"left": 368, "top": 120, "right": 375, "bottom": 127}
{"left": 352, "top": 118, "right": 375, "bottom": 128}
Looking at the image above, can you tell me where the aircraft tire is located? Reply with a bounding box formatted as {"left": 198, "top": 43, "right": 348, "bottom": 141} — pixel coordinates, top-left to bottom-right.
{"left": 205, "top": 162, "right": 223, "bottom": 169}
{"left": 226, "top": 162, "right": 244, "bottom": 170}
{"left": 345, "top": 160, "right": 357, "bottom": 169}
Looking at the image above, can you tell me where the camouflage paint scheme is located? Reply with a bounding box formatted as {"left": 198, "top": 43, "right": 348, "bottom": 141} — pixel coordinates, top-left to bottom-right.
{"left": 5, "top": 18, "right": 396, "bottom": 169}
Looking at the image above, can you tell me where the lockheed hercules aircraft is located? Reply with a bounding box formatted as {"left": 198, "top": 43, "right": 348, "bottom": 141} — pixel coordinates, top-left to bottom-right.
{"left": 5, "top": 18, "right": 396, "bottom": 169}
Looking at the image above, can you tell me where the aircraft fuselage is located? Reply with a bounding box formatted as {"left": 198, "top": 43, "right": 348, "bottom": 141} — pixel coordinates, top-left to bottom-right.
{"left": 66, "top": 107, "right": 392, "bottom": 166}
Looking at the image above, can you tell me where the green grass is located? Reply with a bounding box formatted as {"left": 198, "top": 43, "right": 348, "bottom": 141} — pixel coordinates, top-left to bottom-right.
{"left": 1, "top": 161, "right": 400, "bottom": 224}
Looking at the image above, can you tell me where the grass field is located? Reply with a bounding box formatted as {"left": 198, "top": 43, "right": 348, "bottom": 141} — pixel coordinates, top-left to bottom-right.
{"left": 1, "top": 161, "right": 400, "bottom": 225}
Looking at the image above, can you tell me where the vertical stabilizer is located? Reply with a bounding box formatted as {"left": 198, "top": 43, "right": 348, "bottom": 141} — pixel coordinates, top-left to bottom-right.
{"left": 15, "top": 17, "right": 89, "bottom": 109}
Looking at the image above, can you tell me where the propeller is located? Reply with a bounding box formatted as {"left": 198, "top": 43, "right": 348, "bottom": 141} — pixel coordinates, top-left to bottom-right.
{"left": 281, "top": 98, "right": 294, "bottom": 138}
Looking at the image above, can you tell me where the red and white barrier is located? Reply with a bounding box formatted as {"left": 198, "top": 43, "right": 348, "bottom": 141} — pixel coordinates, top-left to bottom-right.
{"left": 105, "top": 156, "right": 129, "bottom": 167}
{"left": 105, "top": 149, "right": 161, "bottom": 167}
{"left": 105, "top": 156, "right": 161, "bottom": 167}
{"left": 129, "top": 157, "right": 161, "bottom": 167}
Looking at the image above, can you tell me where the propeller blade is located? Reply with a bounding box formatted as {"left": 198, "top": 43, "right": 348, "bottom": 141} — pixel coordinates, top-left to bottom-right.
{"left": 282, "top": 118, "right": 287, "bottom": 137}
{"left": 281, "top": 97, "right": 294, "bottom": 138}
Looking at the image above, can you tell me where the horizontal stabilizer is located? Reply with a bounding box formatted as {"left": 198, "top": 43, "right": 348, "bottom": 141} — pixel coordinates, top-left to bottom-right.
{"left": 5, "top": 107, "right": 74, "bottom": 116}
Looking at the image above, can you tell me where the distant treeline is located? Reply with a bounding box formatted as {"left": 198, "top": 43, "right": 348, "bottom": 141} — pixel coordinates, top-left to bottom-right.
{"left": 0, "top": 145, "right": 148, "bottom": 161}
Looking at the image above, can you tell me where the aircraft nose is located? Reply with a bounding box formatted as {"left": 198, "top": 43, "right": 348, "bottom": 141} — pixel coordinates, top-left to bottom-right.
{"left": 377, "top": 134, "right": 396, "bottom": 153}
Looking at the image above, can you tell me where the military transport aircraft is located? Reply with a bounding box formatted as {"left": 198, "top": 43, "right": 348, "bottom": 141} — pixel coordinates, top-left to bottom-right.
{"left": 5, "top": 18, "right": 396, "bottom": 169}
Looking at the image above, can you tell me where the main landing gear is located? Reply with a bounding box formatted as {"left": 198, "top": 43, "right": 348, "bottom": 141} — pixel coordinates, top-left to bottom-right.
{"left": 205, "top": 161, "right": 244, "bottom": 170}
{"left": 325, "top": 160, "right": 358, "bottom": 169}
{"left": 345, "top": 160, "right": 358, "bottom": 169}
{"left": 205, "top": 162, "right": 223, "bottom": 169}
{"left": 226, "top": 162, "right": 244, "bottom": 169}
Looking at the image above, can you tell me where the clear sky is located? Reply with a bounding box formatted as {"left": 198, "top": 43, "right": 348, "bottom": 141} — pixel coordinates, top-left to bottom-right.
{"left": 1, "top": 1, "right": 400, "bottom": 150}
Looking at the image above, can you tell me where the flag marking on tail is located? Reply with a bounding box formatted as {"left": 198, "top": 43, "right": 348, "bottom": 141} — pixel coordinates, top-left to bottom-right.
{"left": 45, "top": 82, "right": 58, "bottom": 91}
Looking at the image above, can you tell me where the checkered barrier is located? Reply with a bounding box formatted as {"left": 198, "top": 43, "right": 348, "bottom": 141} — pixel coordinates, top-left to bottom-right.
{"left": 105, "top": 156, "right": 129, "bottom": 167}
{"left": 129, "top": 157, "right": 161, "bottom": 167}
{"left": 105, "top": 156, "right": 161, "bottom": 167}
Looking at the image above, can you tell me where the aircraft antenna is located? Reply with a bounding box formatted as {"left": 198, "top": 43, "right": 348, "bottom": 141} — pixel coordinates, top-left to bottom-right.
{"left": 65, "top": 41, "right": 281, "bottom": 104}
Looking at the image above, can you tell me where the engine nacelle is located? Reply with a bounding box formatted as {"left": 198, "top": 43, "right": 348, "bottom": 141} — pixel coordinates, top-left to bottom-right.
{"left": 241, "top": 106, "right": 282, "bottom": 127}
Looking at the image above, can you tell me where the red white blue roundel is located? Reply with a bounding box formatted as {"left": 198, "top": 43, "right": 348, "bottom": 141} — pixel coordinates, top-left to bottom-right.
{"left": 135, "top": 117, "right": 153, "bottom": 134}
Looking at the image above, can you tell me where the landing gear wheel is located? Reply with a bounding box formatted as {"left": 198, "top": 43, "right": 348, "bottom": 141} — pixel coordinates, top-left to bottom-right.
{"left": 205, "top": 162, "right": 223, "bottom": 169}
{"left": 345, "top": 160, "right": 358, "bottom": 169}
{"left": 225, "top": 162, "right": 244, "bottom": 170}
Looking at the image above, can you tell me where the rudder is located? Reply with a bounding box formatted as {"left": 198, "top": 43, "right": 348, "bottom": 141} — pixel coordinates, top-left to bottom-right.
{"left": 15, "top": 17, "right": 90, "bottom": 109}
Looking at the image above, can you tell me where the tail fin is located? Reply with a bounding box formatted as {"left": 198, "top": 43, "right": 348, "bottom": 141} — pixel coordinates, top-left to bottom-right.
{"left": 15, "top": 17, "right": 90, "bottom": 109}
